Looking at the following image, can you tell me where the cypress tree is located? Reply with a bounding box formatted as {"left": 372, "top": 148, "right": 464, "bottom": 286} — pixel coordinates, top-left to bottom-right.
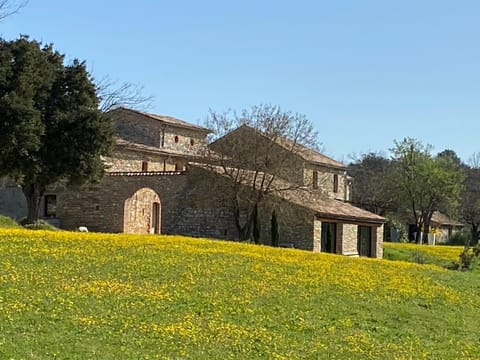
{"left": 271, "top": 210, "right": 279, "bottom": 247}
{"left": 252, "top": 204, "right": 261, "bottom": 244}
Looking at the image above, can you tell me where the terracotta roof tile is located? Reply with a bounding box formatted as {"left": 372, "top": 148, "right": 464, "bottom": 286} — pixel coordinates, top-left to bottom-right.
{"left": 430, "top": 211, "right": 464, "bottom": 227}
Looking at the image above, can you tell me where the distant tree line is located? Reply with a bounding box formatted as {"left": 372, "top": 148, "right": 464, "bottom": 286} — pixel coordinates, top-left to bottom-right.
{"left": 348, "top": 140, "right": 480, "bottom": 245}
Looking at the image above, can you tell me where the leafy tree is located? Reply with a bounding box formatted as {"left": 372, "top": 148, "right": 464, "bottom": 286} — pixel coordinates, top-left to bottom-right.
{"left": 437, "top": 149, "right": 463, "bottom": 168}
{"left": 0, "top": 37, "right": 113, "bottom": 222}
{"left": 347, "top": 152, "right": 396, "bottom": 216}
{"left": 390, "top": 138, "right": 464, "bottom": 243}
{"left": 206, "top": 104, "right": 320, "bottom": 240}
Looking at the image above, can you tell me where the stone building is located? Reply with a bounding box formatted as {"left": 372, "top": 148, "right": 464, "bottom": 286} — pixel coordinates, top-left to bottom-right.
{"left": 0, "top": 107, "right": 385, "bottom": 258}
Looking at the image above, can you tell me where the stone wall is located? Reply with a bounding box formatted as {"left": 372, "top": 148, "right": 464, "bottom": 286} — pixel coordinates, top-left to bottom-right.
{"left": 54, "top": 168, "right": 238, "bottom": 237}
{"left": 111, "top": 109, "right": 208, "bottom": 156}
{"left": 42, "top": 162, "right": 383, "bottom": 257}
{"left": 52, "top": 166, "right": 318, "bottom": 249}
{"left": 258, "top": 200, "right": 316, "bottom": 250}
{"left": 341, "top": 223, "right": 358, "bottom": 256}
{"left": 104, "top": 148, "right": 182, "bottom": 172}
{"left": 55, "top": 174, "right": 190, "bottom": 233}
{"left": 375, "top": 225, "right": 384, "bottom": 258}
{"left": 168, "top": 207, "right": 238, "bottom": 239}
{"left": 304, "top": 165, "right": 349, "bottom": 201}
{"left": 209, "top": 125, "right": 305, "bottom": 185}
{"left": 163, "top": 127, "right": 208, "bottom": 156}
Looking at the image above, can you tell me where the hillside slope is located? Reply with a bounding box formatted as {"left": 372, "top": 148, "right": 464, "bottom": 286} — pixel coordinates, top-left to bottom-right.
{"left": 0, "top": 229, "right": 479, "bottom": 359}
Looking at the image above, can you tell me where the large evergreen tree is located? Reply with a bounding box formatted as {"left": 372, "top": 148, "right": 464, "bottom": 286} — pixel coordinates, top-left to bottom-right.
{"left": 0, "top": 37, "right": 113, "bottom": 222}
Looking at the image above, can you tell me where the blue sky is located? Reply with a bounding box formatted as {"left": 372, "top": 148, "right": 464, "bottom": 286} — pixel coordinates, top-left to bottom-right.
{"left": 1, "top": 0, "right": 479, "bottom": 163}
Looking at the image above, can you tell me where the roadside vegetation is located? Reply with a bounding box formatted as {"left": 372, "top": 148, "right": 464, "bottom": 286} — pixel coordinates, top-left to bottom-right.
{"left": 0, "top": 215, "right": 20, "bottom": 229}
{"left": 0, "top": 229, "right": 479, "bottom": 359}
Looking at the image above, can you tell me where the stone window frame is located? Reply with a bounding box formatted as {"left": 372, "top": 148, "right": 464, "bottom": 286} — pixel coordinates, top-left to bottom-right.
{"left": 312, "top": 170, "right": 318, "bottom": 189}
{"left": 333, "top": 174, "right": 339, "bottom": 193}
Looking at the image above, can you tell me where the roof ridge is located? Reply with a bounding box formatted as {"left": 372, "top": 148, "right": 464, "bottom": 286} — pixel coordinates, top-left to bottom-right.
{"left": 110, "top": 107, "right": 211, "bottom": 133}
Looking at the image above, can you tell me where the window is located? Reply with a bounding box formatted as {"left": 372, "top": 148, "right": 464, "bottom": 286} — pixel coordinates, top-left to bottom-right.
{"left": 190, "top": 138, "right": 195, "bottom": 146}
{"left": 160, "top": 129, "right": 165, "bottom": 147}
{"left": 175, "top": 162, "right": 184, "bottom": 171}
{"left": 142, "top": 161, "right": 148, "bottom": 172}
{"left": 312, "top": 171, "right": 318, "bottom": 189}
{"left": 174, "top": 135, "right": 179, "bottom": 143}
{"left": 321, "top": 222, "right": 337, "bottom": 253}
{"left": 44, "top": 195, "right": 57, "bottom": 217}
{"left": 333, "top": 174, "right": 339, "bottom": 193}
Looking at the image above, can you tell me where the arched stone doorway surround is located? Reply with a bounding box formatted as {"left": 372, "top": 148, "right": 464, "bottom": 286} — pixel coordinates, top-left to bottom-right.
{"left": 123, "top": 187, "right": 161, "bottom": 234}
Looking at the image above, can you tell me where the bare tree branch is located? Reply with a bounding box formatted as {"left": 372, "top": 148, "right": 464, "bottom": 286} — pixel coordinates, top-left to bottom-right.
{"left": 468, "top": 152, "right": 480, "bottom": 169}
{"left": 0, "top": 0, "right": 27, "bottom": 21}
{"left": 204, "top": 104, "right": 326, "bottom": 240}
{"left": 96, "top": 75, "right": 153, "bottom": 113}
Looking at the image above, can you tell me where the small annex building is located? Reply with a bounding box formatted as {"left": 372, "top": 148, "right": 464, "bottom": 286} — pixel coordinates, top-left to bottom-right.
{"left": 406, "top": 211, "right": 464, "bottom": 244}
{"left": 0, "top": 107, "right": 385, "bottom": 258}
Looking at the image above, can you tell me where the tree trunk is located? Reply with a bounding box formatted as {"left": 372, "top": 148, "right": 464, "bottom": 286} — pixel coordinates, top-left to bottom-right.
{"left": 422, "top": 219, "right": 431, "bottom": 245}
{"left": 414, "top": 221, "right": 422, "bottom": 244}
{"left": 471, "top": 224, "right": 479, "bottom": 245}
{"left": 22, "top": 183, "right": 45, "bottom": 223}
{"left": 233, "top": 203, "right": 253, "bottom": 241}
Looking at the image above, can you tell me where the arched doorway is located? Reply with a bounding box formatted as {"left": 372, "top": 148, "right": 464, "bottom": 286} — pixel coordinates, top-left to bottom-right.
{"left": 123, "top": 187, "right": 161, "bottom": 234}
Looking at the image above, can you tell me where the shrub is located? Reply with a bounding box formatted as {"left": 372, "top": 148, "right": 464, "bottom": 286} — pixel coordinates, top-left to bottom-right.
{"left": 449, "top": 244, "right": 480, "bottom": 271}
{"left": 271, "top": 210, "right": 279, "bottom": 247}
{"left": 447, "top": 231, "right": 471, "bottom": 246}
{"left": 19, "top": 218, "right": 59, "bottom": 231}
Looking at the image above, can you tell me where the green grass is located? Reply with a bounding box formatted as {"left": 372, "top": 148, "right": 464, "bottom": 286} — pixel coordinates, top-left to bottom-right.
{"left": 383, "top": 242, "right": 465, "bottom": 268}
{"left": 0, "top": 215, "right": 20, "bottom": 228}
{"left": 0, "top": 229, "right": 479, "bottom": 359}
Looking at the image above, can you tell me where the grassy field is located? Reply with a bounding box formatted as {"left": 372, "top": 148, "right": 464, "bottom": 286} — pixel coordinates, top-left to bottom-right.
{"left": 0, "top": 229, "right": 479, "bottom": 359}
{"left": 383, "top": 241, "right": 465, "bottom": 268}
